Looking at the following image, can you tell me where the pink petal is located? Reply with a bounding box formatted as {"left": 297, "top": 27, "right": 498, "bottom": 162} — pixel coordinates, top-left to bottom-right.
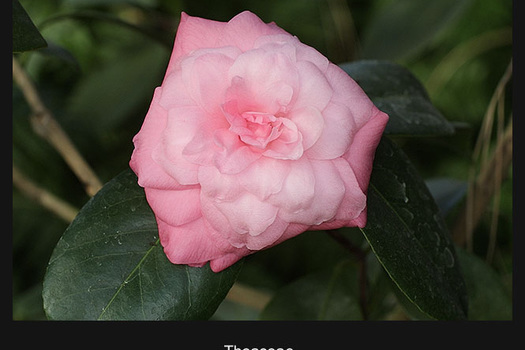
{"left": 262, "top": 118, "right": 304, "bottom": 160}
{"left": 219, "top": 11, "right": 289, "bottom": 51}
{"left": 269, "top": 157, "right": 315, "bottom": 213}
{"left": 144, "top": 187, "right": 202, "bottom": 227}
{"left": 345, "top": 108, "right": 389, "bottom": 191}
{"left": 287, "top": 106, "right": 324, "bottom": 150}
{"left": 293, "top": 60, "right": 333, "bottom": 112}
{"left": 305, "top": 101, "right": 357, "bottom": 160}
{"left": 239, "top": 156, "right": 290, "bottom": 200}
{"left": 243, "top": 215, "right": 288, "bottom": 250}
{"left": 180, "top": 47, "right": 240, "bottom": 115}
{"left": 331, "top": 157, "right": 367, "bottom": 222}
{"left": 213, "top": 128, "right": 262, "bottom": 174}
{"left": 278, "top": 159, "right": 345, "bottom": 225}
{"left": 129, "top": 88, "right": 185, "bottom": 190}
{"left": 201, "top": 190, "right": 287, "bottom": 251}
{"left": 169, "top": 13, "right": 227, "bottom": 73}
{"left": 209, "top": 252, "right": 246, "bottom": 272}
{"left": 153, "top": 107, "right": 210, "bottom": 185}
{"left": 158, "top": 217, "right": 225, "bottom": 266}
{"left": 325, "top": 63, "right": 379, "bottom": 129}
{"left": 227, "top": 48, "right": 298, "bottom": 114}
{"left": 198, "top": 166, "right": 245, "bottom": 201}
{"left": 214, "top": 192, "right": 279, "bottom": 236}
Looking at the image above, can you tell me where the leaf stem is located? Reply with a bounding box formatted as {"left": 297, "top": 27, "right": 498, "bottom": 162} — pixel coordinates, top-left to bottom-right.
{"left": 326, "top": 230, "right": 369, "bottom": 320}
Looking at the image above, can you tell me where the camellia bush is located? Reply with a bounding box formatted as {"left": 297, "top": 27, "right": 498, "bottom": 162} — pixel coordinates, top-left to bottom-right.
{"left": 13, "top": 0, "right": 512, "bottom": 322}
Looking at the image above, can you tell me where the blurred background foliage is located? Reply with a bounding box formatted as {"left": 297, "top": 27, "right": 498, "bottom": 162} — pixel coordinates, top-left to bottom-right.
{"left": 13, "top": 0, "right": 512, "bottom": 320}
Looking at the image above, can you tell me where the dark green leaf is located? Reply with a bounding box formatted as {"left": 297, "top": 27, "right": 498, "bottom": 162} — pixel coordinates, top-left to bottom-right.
{"left": 360, "top": 0, "right": 473, "bottom": 61}
{"left": 361, "top": 137, "right": 468, "bottom": 320}
{"left": 42, "top": 169, "right": 242, "bottom": 320}
{"left": 12, "top": 0, "right": 47, "bottom": 52}
{"left": 260, "top": 260, "right": 362, "bottom": 320}
{"left": 340, "top": 60, "right": 455, "bottom": 136}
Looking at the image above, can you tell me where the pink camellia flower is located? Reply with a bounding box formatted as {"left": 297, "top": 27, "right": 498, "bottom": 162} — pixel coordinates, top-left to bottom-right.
{"left": 130, "top": 11, "right": 389, "bottom": 272}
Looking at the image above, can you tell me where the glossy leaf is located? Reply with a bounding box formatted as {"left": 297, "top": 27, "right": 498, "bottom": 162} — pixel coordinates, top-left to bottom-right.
{"left": 42, "top": 169, "right": 242, "bottom": 320}
{"left": 12, "top": 0, "right": 47, "bottom": 52}
{"left": 341, "top": 60, "right": 455, "bottom": 136}
{"left": 361, "top": 137, "right": 468, "bottom": 320}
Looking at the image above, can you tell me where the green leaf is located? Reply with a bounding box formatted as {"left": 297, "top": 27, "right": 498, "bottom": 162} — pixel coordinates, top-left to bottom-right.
{"left": 340, "top": 60, "right": 455, "bottom": 136}
{"left": 455, "top": 247, "right": 512, "bottom": 320}
{"left": 260, "top": 260, "right": 362, "bottom": 320}
{"left": 12, "top": 0, "right": 47, "bottom": 52}
{"left": 42, "top": 169, "right": 242, "bottom": 320}
{"left": 360, "top": 0, "right": 473, "bottom": 61}
{"left": 361, "top": 137, "right": 468, "bottom": 320}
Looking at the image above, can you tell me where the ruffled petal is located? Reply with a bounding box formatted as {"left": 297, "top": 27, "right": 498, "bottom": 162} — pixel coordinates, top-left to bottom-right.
{"left": 180, "top": 47, "right": 241, "bottom": 115}
{"left": 269, "top": 157, "right": 315, "bottom": 213}
{"left": 158, "top": 217, "right": 224, "bottom": 267}
{"left": 219, "top": 11, "right": 289, "bottom": 51}
{"left": 198, "top": 165, "right": 244, "bottom": 201}
{"left": 169, "top": 13, "right": 227, "bottom": 73}
{"left": 152, "top": 107, "right": 206, "bottom": 185}
{"left": 130, "top": 88, "right": 185, "bottom": 190}
{"left": 144, "top": 187, "right": 202, "bottom": 227}
{"left": 287, "top": 106, "right": 324, "bottom": 150}
{"left": 345, "top": 108, "right": 389, "bottom": 191}
{"left": 305, "top": 101, "right": 357, "bottom": 160}
{"left": 239, "top": 156, "right": 290, "bottom": 200}
{"left": 214, "top": 192, "right": 279, "bottom": 236}
{"left": 213, "top": 128, "right": 262, "bottom": 174}
{"left": 293, "top": 60, "right": 333, "bottom": 112}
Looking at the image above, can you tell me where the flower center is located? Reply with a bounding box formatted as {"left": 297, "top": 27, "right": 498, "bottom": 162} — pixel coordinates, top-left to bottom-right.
{"left": 239, "top": 111, "right": 283, "bottom": 149}
{"left": 223, "top": 99, "right": 286, "bottom": 149}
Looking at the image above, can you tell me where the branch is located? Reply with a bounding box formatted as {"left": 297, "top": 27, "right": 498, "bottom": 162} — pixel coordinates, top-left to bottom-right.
{"left": 452, "top": 60, "right": 513, "bottom": 248}
{"left": 452, "top": 120, "right": 512, "bottom": 246}
{"left": 225, "top": 282, "right": 273, "bottom": 311}
{"left": 13, "top": 165, "right": 79, "bottom": 223}
{"left": 12, "top": 56, "right": 103, "bottom": 197}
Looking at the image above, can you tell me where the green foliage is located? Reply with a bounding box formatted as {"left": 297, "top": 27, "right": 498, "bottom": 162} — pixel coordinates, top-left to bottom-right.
{"left": 12, "top": 0, "right": 47, "bottom": 52}
{"left": 362, "top": 137, "right": 468, "bottom": 319}
{"left": 42, "top": 170, "right": 242, "bottom": 320}
{"left": 261, "top": 260, "right": 363, "bottom": 320}
{"left": 13, "top": 0, "right": 512, "bottom": 321}
{"left": 341, "top": 60, "right": 454, "bottom": 136}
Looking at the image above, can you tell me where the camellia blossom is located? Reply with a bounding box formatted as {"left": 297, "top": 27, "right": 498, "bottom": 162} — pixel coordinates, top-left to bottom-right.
{"left": 130, "top": 11, "right": 389, "bottom": 272}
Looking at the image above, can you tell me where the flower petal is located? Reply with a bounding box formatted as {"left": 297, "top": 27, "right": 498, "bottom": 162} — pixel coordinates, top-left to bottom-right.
{"left": 215, "top": 192, "right": 279, "bottom": 236}
{"left": 180, "top": 47, "right": 240, "bottom": 115}
{"left": 277, "top": 159, "right": 345, "bottom": 225}
{"left": 306, "top": 101, "right": 357, "bottom": 160}
{"left": 144, "top": 187, "right": 202, "bottom": 226}
{"left": 239, "top": 157, "right": 290, "bottom": 200}
{"left": 220, "top": 11, "right": 288, "bottom": 51}
{"left": 269, "top": 157, "right": 315, "bottom": 213}
{"left": 287, "top": 106, "right": 324, "bottom": 150}
{"left": 130, "top": 88, "right": 185, "bottom": 190}
{"left": 293, "top": 60, "right": 333, "bottom": 112}
{"left": 213, "top": 128, "right": 262, "bottom": 174}
{"left": 344, "top": 108, "right": 389, "bottom": 191}
{"left": 159, "top": 217, "right": 225, "bottom": 267}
